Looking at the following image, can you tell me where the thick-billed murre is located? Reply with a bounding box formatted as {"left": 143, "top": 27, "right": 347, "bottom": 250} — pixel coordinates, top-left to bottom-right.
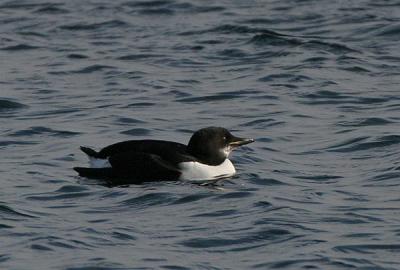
{"left": 74, "top": 127, "right": 254, "bottom": 184}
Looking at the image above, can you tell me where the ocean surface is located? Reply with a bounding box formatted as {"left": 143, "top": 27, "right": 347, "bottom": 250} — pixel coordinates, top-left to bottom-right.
{"left": 1, "top": 0, "right": 400, "bottom": 269}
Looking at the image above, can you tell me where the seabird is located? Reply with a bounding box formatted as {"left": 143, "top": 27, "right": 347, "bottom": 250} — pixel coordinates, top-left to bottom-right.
{"left": 74, "top": 127, "right": 254, "bottom": 184}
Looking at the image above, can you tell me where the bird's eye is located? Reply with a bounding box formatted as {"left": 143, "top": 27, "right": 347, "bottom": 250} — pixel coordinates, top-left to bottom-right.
{"left": 223, "top": 136, "right": 226, "bottom": 141}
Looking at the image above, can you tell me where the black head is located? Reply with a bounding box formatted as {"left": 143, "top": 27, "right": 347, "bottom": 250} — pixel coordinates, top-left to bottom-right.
{"left": 187, "top": 127, "right": 254, "bottom": 165}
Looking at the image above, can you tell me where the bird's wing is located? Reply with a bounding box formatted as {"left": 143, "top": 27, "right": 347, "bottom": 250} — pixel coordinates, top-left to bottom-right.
{"left": 108, "top": 151, "right": 181, "bottom": 181}
{"left": 97, "top": 140, "right": 187, "bottom": 159}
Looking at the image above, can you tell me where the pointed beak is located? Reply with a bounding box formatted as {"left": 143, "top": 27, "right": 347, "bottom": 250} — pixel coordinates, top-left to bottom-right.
{"left": 228, "top": 136, "right": 254, "bottom": 148}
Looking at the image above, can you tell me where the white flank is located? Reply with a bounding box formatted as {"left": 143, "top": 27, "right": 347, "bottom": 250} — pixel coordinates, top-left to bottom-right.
{"left": 178, "top": 159, "right": 236, "bottom": 181}
{"left": 89, "top": 157, "right": 111, "bottom": 168}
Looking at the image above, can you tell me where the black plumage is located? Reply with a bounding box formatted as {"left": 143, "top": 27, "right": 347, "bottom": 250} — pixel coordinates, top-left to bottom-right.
{"left": 74, "top": 127, "right": 254, "bottom": 184}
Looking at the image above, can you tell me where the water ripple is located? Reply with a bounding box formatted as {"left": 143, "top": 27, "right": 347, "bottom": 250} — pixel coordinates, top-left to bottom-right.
{"left": 59, "top": 20, "right": 128, "bottom": 31}
{"left": 1, "top": 0, "right": 400, "bottom": 269}
{"left": 0, "top": 99, "right": 27, "bottom": 111}
{"left": 337, "top": 117, "right": 394, "bottom": 127}
{"left": 180, "top": 228, "right": 294, "bottom": 250}
{"left": 0, "top": 204, "right": 36, "bottom": 219}
{"left": 0, "top": 44, "right": 40, "bottom": 51}
{"left": 326, "top": 135, "right": 400, "bottom": 152}
{"left": 8, "top": 126, "right": 81, "bottom": 137}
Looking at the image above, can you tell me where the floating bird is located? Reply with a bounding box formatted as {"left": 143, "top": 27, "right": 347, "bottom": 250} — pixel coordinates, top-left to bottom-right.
{"left": 74, "top": 127, "right": 254, "bottom": 184}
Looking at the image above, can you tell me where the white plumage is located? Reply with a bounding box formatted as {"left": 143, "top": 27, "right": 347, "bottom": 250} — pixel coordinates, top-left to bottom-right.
{"left": 89, "top": 157, "right": 111, "bottom": 168}
{"left": 178, "top": 159, "right": 236, "bottom": 181}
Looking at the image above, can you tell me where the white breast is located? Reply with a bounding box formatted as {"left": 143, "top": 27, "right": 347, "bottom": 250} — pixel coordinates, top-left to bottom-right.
{"left": 178, "top": 159, "right": 236, "bottom": 181}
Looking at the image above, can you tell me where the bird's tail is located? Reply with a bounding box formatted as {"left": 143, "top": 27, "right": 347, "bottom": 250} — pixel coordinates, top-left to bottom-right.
{"left": 73, "top": 167, "right": 113, "bottom": 179}
{"left": 80, "top": 146, "right": 99, "bottom": 158}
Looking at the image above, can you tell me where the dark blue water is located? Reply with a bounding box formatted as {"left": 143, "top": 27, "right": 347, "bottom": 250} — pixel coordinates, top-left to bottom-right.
{"left": 1, "top": 0, "right": 400, "bottom": 269}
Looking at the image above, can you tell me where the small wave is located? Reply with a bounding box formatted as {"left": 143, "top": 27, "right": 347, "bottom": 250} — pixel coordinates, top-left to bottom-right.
{"left": 27, "top": 192, "right": 93, "bottom": 201}
{"left": 9, "top": 126, "right": 81, "bottom": 138}
{"left": 0, "top": 99, "right": 27, "bottom": 111}
{"left": 120, "top": 192, "right": 176, "bottom": 208}
{"left": 34, "top": 4, "right": 67, "bottom": 14}
{"left": 326, "top": 135, "right": 400, "bottom": 152}
{"left": 253, "top": 200, "right": 272, "bottom": 208}
{"left": 31, "top": 236, "right": 93, "bottom": 251}
{"left": 192, "top": 6, "right": 225, "bottom": 13}
{"left": 180, "top": 228, "right": 293, "bottom": 249}
{"left": 120, "top": 128, "right": 151, "bottom": 136}
{"left": 65, "top": 265, "right": 128, "bottom": 270}
{"left": 0, "top": 140, "right": 37, "bottom": 147}
{"left": 124, "top": 0, "right": 172, "bottom": 8}
{"left": 293, "top": 174, "right": 343, "bottom": 182}
{"left": 249, "top": 33, "right": 302, "bottom": 46}
{"left": 112, "top": 231, "right": 137, "bottom": 241}
{"left": 170, "top": 193, "right": 210, "bottom": 205}
{"left": 1, "top": 44, "right": 39, "bottom": 51}
{"left": 138, "top": 7, "right": 174, "bottom": 15}
{"left": 250, "top": 176, "right": 287, "bottom": 186}
{"left": 177, "top": 94, "right": 242, "bottom": 103}
{"left": 117, "top": 54, "right": 162, "bottom": 60}
{"left": 0, "top": 254, "right": 10, "bottom": 263}
{"left": 342, "top": 232, "right": 377, "bottom": 238}
{"left": 55, "top": 185, "right": 90, "bottom": 193}
{"left": 302, "top": 90, "right": 344, "bottom": 101}
{"left": 20, "top": 108, "right": 81, "bottom": 119}
{"left": 248, "top": 31, "right": 357, "bottom": 54}
{"left": 0, "top": 2, "right": 47, "bottom": 9}
{"left": 26, "top": 187, "right": 93, "bottom": 201}
{"left": 258, "top": 74, "right": 311, "bottom": 83}
{"left": 49, "top": 65, "right": 116, "bottom": 75}
{"left": 177, "top": 89, "right": 257, "bottom": 103}
{"left": 17, "top": 31, "right": 47, "bottom": 38}
{"left": 218, "top": 48, "right": 247, "bottom": 58}
{"left": 337, "top": 117, "right": 394, "bottom": 127}
{"left": 115, "top": 117, "right": 145, "bottom": 124}
{"left": 324, "top": 136, "right": 368, "bottom": 149}
{"left": 180, "top": 23, "right": 358, "bottom": 55}
{"left": 366, "top": 171, "right": 400, "bottom": 187}
{"left": 321, "top": 216, "right": 368, "bottom": 224}
{"left": 59, "top": 20, "right": 128, "bottom": 31}
{"left": 196, "top": 39, "right": 224, "bottom": 45}
{"left": 67, "top": 54, "right": 89, "bottom": 59}
{"left": 240, "top": 18, "right": 274, "bottom": 25}
{"left": 240, "top": 119, "right": 284, "bottom": 129}
{"left": 0, "top": 204, "right": 36, "bottom": 219}
{"left": 0, "top": 223, "right": 13, "bottom": 229}
{"left": 156, "top": 58, "right": 206, "bottom": 68}
{"left": 30, "top": 244, "right": 53, "bottom": 251}
{"left": 179, "top": 24, "right": 261, "bottom": 36}
{"left": 192, "top": 209, "right": 237, "bottom": 218}
{"left": 303, "top": 40, "right": 358, "bottom": 54}
{"left": 210, "top": 24, "right": 271, "bottom": 34}
{"left": 303, "top": 56, "right": 329, "bottom": 63}
{"left": 374, "top": 23, "right": 400, "bottom": 38}
{"left": 300, "top": 90, "right": 389, "bottom": 105}
{"left": 174, "top": 79, "right": 201, "bottom": 85}
{"left": 125, "top": 102, "right": 155, "bottom": 108}
{"left": 180, "top": 24, "right": 286, "bottom": 37}
{"left": 153, "top": 2, "right": 225, "bottom": 13}
{"left": 341, "top": 66, "right": 370, "bottom": 73}
{"left": 254, "top": 257, "right": 343, "bottom": 269}
{"left": 215, "top": 191, "right": 253, "bottom": 200}
{"left": 334, "top": 244, "right": 400, "bottom": 253}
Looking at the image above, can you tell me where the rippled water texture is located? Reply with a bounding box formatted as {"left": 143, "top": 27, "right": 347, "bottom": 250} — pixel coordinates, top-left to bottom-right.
{"left": 1, "top": 0, "right": 400, "bottom": 269}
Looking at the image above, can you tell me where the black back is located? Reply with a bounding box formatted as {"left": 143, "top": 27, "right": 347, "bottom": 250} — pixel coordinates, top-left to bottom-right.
{"left": 97, "top": 140, "right": 193, "bottom": 165}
